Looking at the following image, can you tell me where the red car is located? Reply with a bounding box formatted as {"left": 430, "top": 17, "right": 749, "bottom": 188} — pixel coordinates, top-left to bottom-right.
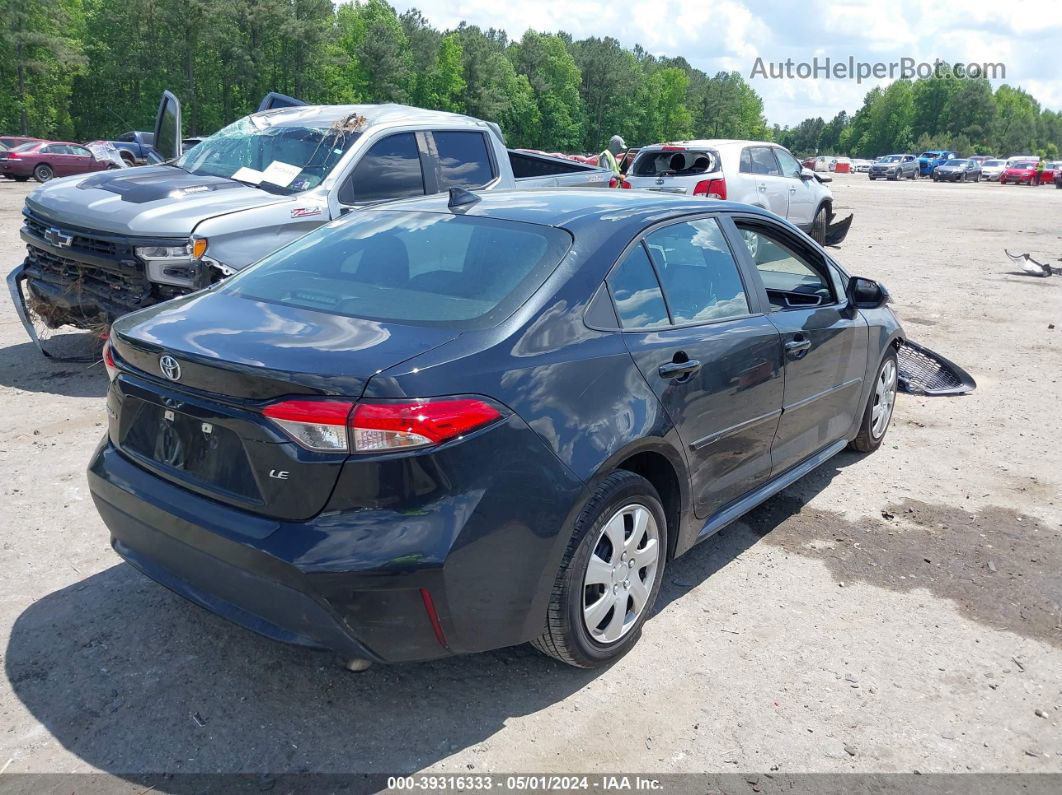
{"left": 0, "top": 140, "right": 117, "bottom": 182}
{"left": 1040, "top": 161, "right": 1062, "bottom": 183}
{"left": 1000, "top": 161, "right": 1040, "bottom": 185}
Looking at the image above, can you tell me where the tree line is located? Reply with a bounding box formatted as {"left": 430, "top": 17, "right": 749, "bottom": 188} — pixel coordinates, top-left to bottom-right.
{"left": 775, "top": 64, "right": 1062, "bottom": 160}
{"left": 4, "top": 2, "right": 1060, "bottom": 160}
{"left": 0, "top": 0, "right": 769, "bottom": 153}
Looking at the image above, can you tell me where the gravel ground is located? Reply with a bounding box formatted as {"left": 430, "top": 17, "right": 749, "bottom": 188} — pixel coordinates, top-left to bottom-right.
{"left": 0, "top": 173, "right": 1059, "bottom": 781}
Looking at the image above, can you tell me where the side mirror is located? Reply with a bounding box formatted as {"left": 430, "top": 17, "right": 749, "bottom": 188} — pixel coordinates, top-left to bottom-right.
{"left": 848, "top": 276, "right": 889, "bottom": 309}
{"left": 800, "top": 167, "right": 815, "bottom": 180}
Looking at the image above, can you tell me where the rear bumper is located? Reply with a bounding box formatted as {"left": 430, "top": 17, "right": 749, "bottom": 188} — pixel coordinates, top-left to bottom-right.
{"left": 88, "top": 428, "right": 586, "bottom": 663}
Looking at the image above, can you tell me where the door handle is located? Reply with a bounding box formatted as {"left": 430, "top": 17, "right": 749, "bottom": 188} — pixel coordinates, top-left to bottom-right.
{"left": 785, "top": 337, "right": 812, "bottom": 358}
{"left": 757, "top": 183, "right": 767, "bottom": 192}
{"left": 658, "top": 359, "right": 702, "bottom": 379}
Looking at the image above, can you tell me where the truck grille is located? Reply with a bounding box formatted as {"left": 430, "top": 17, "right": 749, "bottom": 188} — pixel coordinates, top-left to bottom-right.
{"left": 23, "top": 214, "right": 123, "bottom": 258}
{"left": 25, "top": 244, "right": 151, "bottom": 308}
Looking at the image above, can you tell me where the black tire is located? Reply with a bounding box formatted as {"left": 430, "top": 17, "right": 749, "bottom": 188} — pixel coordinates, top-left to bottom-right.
{"left": 532, "top": 470, "right": 668, "bottom": 668}
{"left": 120, "top": 153, "right": 135, "bottom": 167}
{"left": 810, "top": 204, "right": 827, "bottom": 245}
{"left": 849, "top": 349, "right": 898, "bottom": 453}
{"left": 33, "top": 164, "right": 53, "bottom": 182}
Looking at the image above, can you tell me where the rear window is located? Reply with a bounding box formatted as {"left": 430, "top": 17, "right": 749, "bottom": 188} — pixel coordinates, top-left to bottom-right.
{"left": 434, "top": 131, "right": 496, "bottom": 188}
{"left": 631, "top": 149, "right": 714, "bottom": 177}
{"left": 221, "top": 211, "right": 571, "bottom": 330}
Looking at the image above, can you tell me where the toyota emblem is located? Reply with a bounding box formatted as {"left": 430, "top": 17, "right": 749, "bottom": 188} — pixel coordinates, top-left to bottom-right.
{"left": 159, "top": 355, "right": 181, "bottom": 381}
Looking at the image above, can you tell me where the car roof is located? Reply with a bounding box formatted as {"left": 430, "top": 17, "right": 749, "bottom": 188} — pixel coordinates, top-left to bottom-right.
{"left": 357, "top": 188, "right": 778, "bottom": 232}
{"left": 250, "top": 103, "right": 487, "bottom": 130}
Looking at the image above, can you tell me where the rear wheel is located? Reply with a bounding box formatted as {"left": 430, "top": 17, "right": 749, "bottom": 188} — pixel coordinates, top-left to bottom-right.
{"left": 33, "top": 164, "right": 53, "bottom": 182}
{"left": 849, "top": 350, "right": 898, "bottom": 453}
{"left": 532, "top": 470, "right": 667, "bottom": 668}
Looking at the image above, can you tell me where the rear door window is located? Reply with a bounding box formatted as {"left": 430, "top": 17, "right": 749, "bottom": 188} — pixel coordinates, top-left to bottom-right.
{"left": 749, "top": 147, "right": 782, "bottom": 176}
{"left": 607, "top": 244, "right": 670, "bottom": 329}
{"left": 433, "top": 131, "right": 496, "bottom": 189}
{"left": 645, "top": 219, "right": 750, "bottom": 324}
{"left": 341, "top": 133, "right": 426, "bottom": 204}
{"left": 740, "top": 148, "right": 753, "bottom": 173}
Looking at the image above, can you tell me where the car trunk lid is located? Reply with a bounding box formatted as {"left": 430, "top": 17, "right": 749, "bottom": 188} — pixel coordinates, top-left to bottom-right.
{"left": 109, "top": 291, "right": 458, "bottom": 520}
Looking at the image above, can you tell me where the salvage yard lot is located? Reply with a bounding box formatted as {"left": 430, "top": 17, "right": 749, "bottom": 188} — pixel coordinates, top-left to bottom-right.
{"left": 0, "top": 174, "right": 1059, "bottom": 777}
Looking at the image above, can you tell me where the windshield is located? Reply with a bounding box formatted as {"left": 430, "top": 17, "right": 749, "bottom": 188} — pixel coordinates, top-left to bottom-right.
{"left": 221, "top": 211, "right": 572, "bottom": 330}
{"left": 10, "top": 142, "right": 40, "bottom": 153}
{"left": 175, "top": 115, "right": 360, "bottom": 194}
{"left": 984, "top": 160, "right": 1003, "bottom": 167}
{"left": 946, "top": 159, "right": 968, "bottom": 167}
{"left": 920, "top": 152, "right": 941, "bottom": 158}
{"left": 880, "top": 155, "right": 901, "bottom": 163}
{"left": 1011, "top": 161, "right": 1036, "bottom": 168}
{"left": 631, "top": 149, "right": 715, "bottom": 177}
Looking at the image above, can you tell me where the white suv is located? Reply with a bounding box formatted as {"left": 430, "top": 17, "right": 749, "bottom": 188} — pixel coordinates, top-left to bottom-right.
{"left": 623, "top": 140, "right": 851, "bottom": 245}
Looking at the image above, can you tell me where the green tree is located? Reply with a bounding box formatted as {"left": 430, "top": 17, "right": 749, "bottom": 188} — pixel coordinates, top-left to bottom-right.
{"left": 510, "top": 31, "right": 584, "bottom": 151}
{"left": 0, "top": 0, "right": 84, "bottom": 136}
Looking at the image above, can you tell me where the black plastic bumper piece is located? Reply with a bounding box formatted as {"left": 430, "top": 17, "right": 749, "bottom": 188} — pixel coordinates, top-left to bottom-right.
{"left": 897, "top": 340, "right": 976, "bottom": 396}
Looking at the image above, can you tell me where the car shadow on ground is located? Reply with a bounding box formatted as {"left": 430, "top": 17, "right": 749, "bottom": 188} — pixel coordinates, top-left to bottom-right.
{"left": 0, "top": 337, "right": 107, "bottom": 397}
{"left": 4, "top": 453, "right": 861, "bottom": 787}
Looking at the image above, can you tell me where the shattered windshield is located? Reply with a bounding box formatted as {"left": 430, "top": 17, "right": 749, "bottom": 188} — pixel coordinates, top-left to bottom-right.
{"left": 175, "top": 115, "right": 361, "bottom": 194}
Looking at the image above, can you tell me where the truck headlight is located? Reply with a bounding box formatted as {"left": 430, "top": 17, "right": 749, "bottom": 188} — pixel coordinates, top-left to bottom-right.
{"left": 136, "top": 238, "right": 208, "bottom": 288}
{"left": 135, "top": 238, "right": 207, "bottom": 260}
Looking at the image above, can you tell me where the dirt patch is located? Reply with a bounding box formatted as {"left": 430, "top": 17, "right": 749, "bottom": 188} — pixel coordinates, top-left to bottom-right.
{"left": 750, "top": 497, "right": 1062, "bottom": 647}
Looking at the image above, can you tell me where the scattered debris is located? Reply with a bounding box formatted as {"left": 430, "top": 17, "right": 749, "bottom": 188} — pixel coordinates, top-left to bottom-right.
{"left": 192, "top": 712, "right": 206, "bottom": 727}
{"left": 844, "top": 744, "right": 857, "bottom": 756}
{"left": 1035, "top": 708, "right": 1049, "bottom": 719}
{"left": 1005, "top": 249, "right": 1062, "bottom": 277}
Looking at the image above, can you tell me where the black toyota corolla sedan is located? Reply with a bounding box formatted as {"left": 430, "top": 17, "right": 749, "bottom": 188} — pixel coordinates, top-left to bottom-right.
{"left": 89, "top": 189, "right": 903, "bottom": 668}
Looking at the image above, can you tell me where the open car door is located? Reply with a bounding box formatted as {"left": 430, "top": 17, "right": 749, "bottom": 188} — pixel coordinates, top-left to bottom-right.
{"left": 153, "top": 90, "right": 182, "bottom": 161}
{"left": 257, "top": 92, "right": 306, "bottom": 112}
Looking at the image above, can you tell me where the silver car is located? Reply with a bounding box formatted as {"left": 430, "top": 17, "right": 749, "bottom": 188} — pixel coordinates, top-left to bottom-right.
{"left": 868, "top": 154, "right": 918, "bottom": 180}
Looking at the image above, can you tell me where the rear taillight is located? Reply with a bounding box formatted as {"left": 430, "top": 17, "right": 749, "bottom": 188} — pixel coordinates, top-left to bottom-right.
{"left": 262, "top": 397, "right": 504, "bottom": 453}
{"left": 693, "top": 178, "right": 726, "bottom": 199}
{"left": 351, "top": 398, "right": 503, "bottom": 452}
{"left": 101, "top": 339, "right": 118, "bottom": 381}
{"left": 608, "top": 176, "right": 618, "bottom": 189}
{"left": 5, "top": 153, "right": 18, "bottom": 160}
{"left": 262, "top": 400, "right": 354, "bottom": 451}
{"left": 619, "top": 179, "right": 632, "bottom": 189}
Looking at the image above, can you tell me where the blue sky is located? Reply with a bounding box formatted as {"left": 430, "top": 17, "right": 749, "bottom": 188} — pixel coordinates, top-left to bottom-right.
{"left": 387, "top": 0, "right": 1062, "bottom": 127}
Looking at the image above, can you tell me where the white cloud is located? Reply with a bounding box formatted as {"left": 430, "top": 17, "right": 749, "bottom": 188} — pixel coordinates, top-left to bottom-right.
{"left": 384, "top": 0, "right": 1062, "bottom": 126}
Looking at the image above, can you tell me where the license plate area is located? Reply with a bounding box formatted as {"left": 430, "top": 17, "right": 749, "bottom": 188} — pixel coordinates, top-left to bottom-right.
{"left": 121, "top": 397, "right": 261, "bottom": 501}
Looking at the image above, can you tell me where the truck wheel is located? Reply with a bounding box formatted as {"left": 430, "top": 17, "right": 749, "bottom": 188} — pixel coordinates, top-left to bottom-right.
{"left": 849, "top": 350, "right": 898, "bottom": 453}
{"left": 33, "top": 164, "right": 53, "bottom": 182}
{"left": 120, "top": 153, "right": 135, "bottom": 166}
{"left": 532, "top": 470, "right": 667, "bottom": 668}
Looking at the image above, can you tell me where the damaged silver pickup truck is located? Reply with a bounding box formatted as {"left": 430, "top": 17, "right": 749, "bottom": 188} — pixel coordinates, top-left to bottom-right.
{"left": 8, "top": 91, "right": 612, "bottom": 355}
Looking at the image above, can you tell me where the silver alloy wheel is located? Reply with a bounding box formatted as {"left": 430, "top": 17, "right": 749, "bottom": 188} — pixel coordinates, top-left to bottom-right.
{"left": 582, "top": 503, "right": 660, "bottom": 644}
{"left": 871, "top": 358, "right": 897, "bottom": 439}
